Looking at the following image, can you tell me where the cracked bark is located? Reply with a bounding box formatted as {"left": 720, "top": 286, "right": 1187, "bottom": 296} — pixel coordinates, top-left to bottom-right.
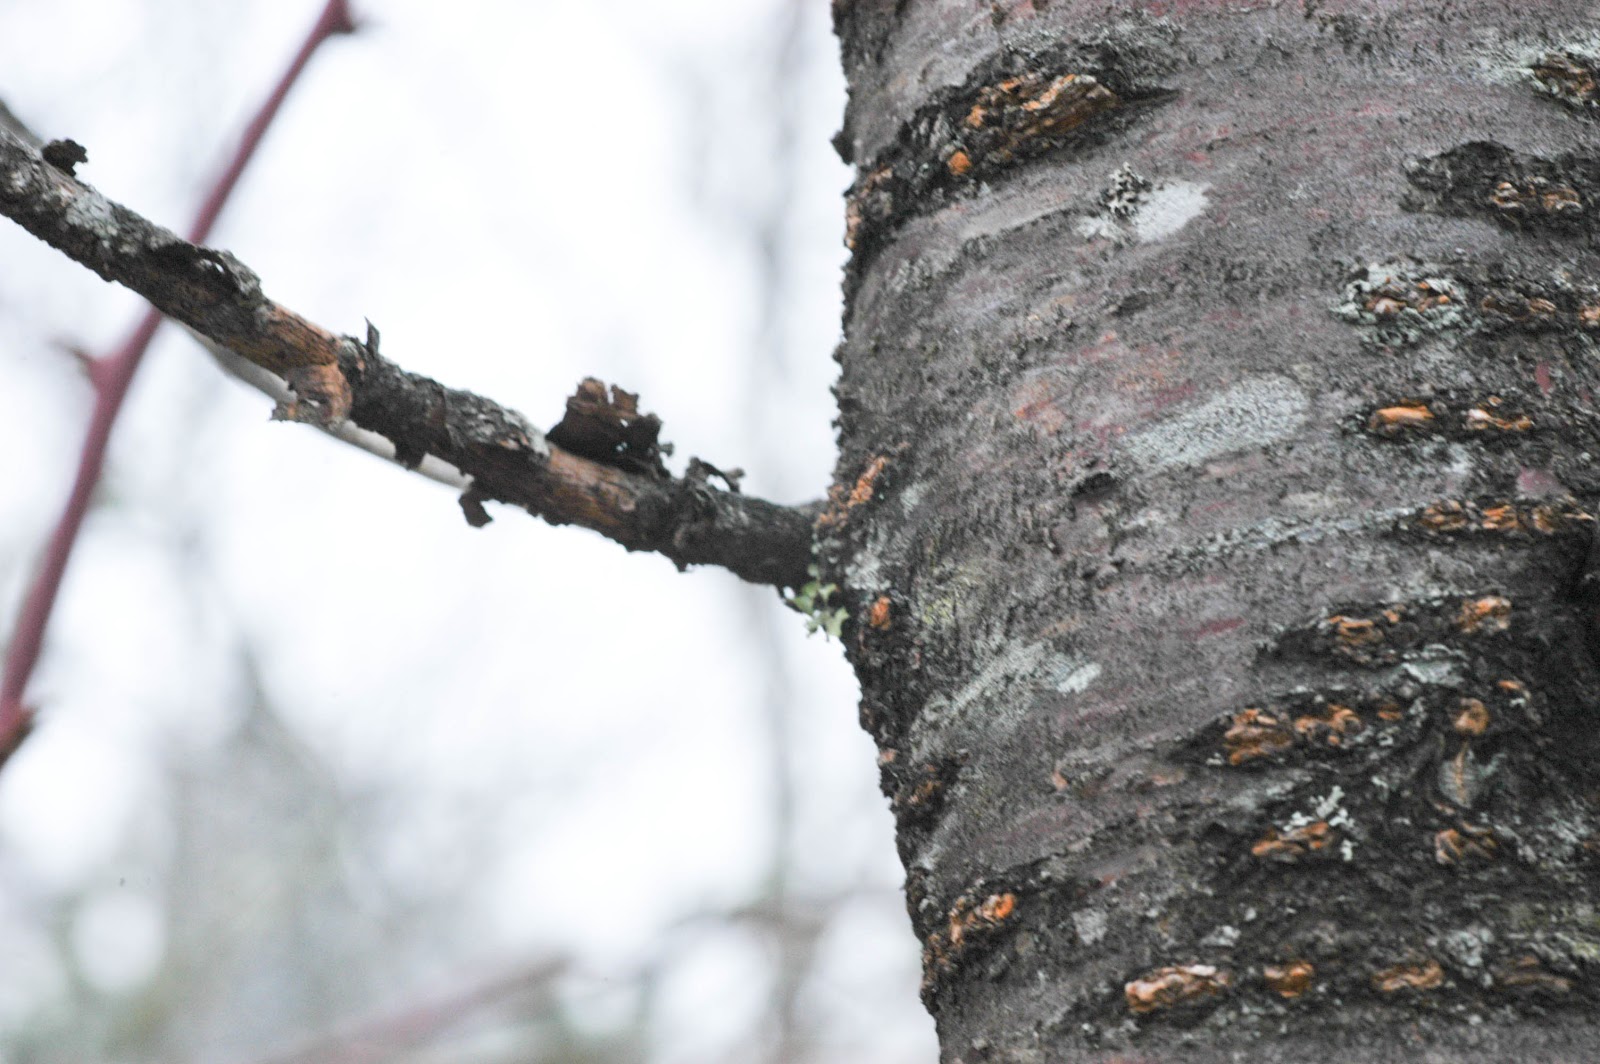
{"left": 828, "top": 2, "right": 1600, "bottom": 1061}
{"left": 0, "top": 127, "right": 816, "bottom": 591}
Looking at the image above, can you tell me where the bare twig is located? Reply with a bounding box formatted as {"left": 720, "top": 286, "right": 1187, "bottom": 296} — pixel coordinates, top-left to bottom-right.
{"left": 242, "top": 958, "right": 568, "bottom": 1064}
{"left": 0, "top": 126, "right": 819, "bottom": 584}
{"left": 0, "top": 0, "right": 358, "bottom": 767}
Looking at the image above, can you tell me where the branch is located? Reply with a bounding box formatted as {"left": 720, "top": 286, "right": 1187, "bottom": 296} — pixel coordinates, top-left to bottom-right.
{"left": 0, "top": 131, "right": 818, "bottom": 587}
{"left": 0, "top": 0, "right": 358, "bottom": 767}
{"left": 241, "top": 958, "right": 568, "bottom": 1064}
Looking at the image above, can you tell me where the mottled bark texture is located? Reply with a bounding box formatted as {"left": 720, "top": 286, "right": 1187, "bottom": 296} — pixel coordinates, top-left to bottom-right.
{"left": 826, "top": 2, "right": 1600, "bottom": 1060}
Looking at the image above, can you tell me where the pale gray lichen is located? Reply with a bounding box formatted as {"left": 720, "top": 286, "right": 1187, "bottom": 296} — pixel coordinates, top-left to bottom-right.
{"left": 1120, "top": 375, "right": 1308, "bottom": 473}
{"left": 1332, "top": 263, "right": 1470, "bottom": 347}
{"left": 1077, "top": 164, "right": 1209, "bottom": 244}
{"left": 1052, "top": 659, "right": 1103, "bottom": 694}
{"left": 1281, "top": 785, "right": 1360, "bottom": 860}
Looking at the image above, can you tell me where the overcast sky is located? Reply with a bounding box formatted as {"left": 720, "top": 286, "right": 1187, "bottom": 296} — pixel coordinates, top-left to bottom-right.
{"left": 0, "top": 2, "right": 935, "bottom": 1060}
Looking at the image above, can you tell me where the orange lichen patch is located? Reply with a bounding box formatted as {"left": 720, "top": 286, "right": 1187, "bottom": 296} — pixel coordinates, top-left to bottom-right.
{"left": 1376, "top": 698, "right": 1406, "bottom": 722}
{"left": 1417, "top": 499, "right": 1590, "bottom": 538}
{"left": 921, "top": 891, "right": 1020, "bottom": 996}
{"left": 867, "top": 595, "right": 892, "bottom": 630}
{"left": 1497, "top": 678, "right": 1527, "bottom": 696}
{"left": 1373, "top": 959, "right": 1444, "bottom": 993}
{"left": 1541, "top": 188, "right": 1581, "bottom": 211}
{"left": 1223, "top": 708, "right": 1296, "bottom": 765}
{"left": 1301, "top": 607, "right": 1420, "bottom": 665}
{"left": 1523, "top": 499, "right": 1587, "bottom": 531}
{"left": 981, "top": 892, "right": 1015, "bottom": 922}
{"left": 1294, "top": 704, "right": 1363, "bottom": 747}
{"left": 1252, "top": 821, "right": 1334, "bottom": 862}
{"left": 945, "top": 893, "right": 1017, "bottom": 949}
{"left": 1499, "top": 954, "right": 1574, "bottom": 995}
{"left": 848, "top": 456, "right": 888, "bottom": 506}
{"left": 817, "top": 455, "right": 890, "bottom": 530}
{"left": 897, "top": 769, "right": 948, "bottom": 816}
{"left": 1125, "top": 964, "right": 1232, "bottom": 1014}
{"left": 1419, "top": 501, "right": 1471, "bottom": 533}
{"left": 843, "top": 165, "right": 893, "bottom": 250}
{"left": 1532, "top": 51, "right": 1600, "bottom": 107}
{"left": 1463, "top": 397, "right": 1533, "bottom": 434}
{"left": 1263, "top": 960, "right": 1315, "bottom": 999}
{"left": 1326, "top": 616, "right": 1383, "bottom": 648}
{"left": 957, "top": 72, "right": 1121, "bottom": 167}
{"left": 1480, "top": 292, "right": 1560, "bottom": 323}
{"left": 1368, "top": 403, "right": 1435, "bottom": 436}
{"left": 1580, "top": 304, "right": 1600, "bottom": 329}
{"left": 1435, "top": 823, "right": 1498, "bottom": 866}
{"left": 1456, "top": 595, "right": 1511, "bottom": 634}
{"left": 1480, "top": 505, "right": 1520, "bottom": 532}
{"left": 1438, "top": 739, "right": 1503, "bottom": 810}
{"left": 946, "top": 150, "right": 972, "bottom": 177}
{"left": 1489, "top": 178, "right": 1583, "bottom": 215}
{"left": 1453, "top": 697, "right": 1491, "bottom": 736}
{"left": 1363, "top": 279, "right": 1453, "bottom": 316}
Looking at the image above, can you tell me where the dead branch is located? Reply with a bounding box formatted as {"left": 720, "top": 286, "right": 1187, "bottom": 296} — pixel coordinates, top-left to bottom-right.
{"left": 0, "top": 126, "right": 819, "bottom": 591}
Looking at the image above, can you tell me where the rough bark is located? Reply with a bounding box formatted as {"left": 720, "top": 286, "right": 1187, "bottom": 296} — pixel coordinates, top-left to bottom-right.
{"left": 827, "top": 2, "right": 1600, "bottom": 1060}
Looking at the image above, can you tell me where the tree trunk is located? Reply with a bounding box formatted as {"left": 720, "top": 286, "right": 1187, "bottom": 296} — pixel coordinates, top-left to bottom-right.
{"left": 825, "top": 2, "right": 1600, "bottom": 1060}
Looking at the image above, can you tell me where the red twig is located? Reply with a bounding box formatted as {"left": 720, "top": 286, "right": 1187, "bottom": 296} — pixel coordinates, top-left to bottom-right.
{"left": 0, "top": 0, "right": 358, "bottom": 768}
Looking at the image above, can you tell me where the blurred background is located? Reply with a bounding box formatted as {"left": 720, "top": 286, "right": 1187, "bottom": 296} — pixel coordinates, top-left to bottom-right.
{"left": 0, "top": 2, "right": 934, "bottom": 1061}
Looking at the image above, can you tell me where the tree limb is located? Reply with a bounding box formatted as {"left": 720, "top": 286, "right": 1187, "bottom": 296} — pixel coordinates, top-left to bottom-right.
{"left": 0, "top": 126, "right": 819, "bottom": 590}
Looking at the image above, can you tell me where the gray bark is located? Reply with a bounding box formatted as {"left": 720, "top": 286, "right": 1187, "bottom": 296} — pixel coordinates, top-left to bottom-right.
{"left": 826, "top": 2, "right": 1600, "bottom": 1060}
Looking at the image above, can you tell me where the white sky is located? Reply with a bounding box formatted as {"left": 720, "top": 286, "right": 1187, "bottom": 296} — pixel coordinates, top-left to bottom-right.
{"left": 0, "top": 1, "right": 934, "bottom": 1060}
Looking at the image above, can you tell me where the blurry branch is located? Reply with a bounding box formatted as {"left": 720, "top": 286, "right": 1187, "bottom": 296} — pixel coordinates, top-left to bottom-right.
{"left": 0, "top": 128, "right": 819, "bottom": 590}
{"left": 0, "top": 0, "right": 358, "bottom": 769}
{"left": 243, "top": 958, "right": 569, "bottom": 1064}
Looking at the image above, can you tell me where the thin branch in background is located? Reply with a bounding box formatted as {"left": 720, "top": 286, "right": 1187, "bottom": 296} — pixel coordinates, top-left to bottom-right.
{"left": 240, "top": 958, "right": 568, "bottom": 1064}
{"left": 746, "top": 2, "right": 812, "bottom": 1060}
{"left": 0, "top": 0, "right": 358, "bottom": 767}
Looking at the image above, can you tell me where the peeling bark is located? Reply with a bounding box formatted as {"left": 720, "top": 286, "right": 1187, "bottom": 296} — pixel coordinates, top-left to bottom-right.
{"left": 828, "top": 2, "right": 1600, "bottom": 1060}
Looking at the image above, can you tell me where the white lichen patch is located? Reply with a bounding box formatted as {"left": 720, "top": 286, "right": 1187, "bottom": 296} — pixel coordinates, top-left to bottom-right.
{"left": 924, "top": 640, "right": 1053, "bottom": 730}
{"left": 846, "top": 523, "right": 900, "bottom": 591}
{"left": 897, "top": 478, "right": 930, "bottom": 513}
{"left": 1052, "top": 659, "right": 1103, "bottom": 694}
{"left": 1120, "top": 376, "right": 1308, "bottom": 473}
{"left": 1072, "top": 908, "right": 1109, "bottom": 945}
{"left": 1131, "top": 182, "right": 1209, "bottom": 243}
{"left": 1075, "top": 165, "right": 1209, "bottom": 244}
{"left": 1400, "top": 653, "right": 1466, "bottom": 689}
{"left": 62, "top": 188, "right": 116, "bottom": 235}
